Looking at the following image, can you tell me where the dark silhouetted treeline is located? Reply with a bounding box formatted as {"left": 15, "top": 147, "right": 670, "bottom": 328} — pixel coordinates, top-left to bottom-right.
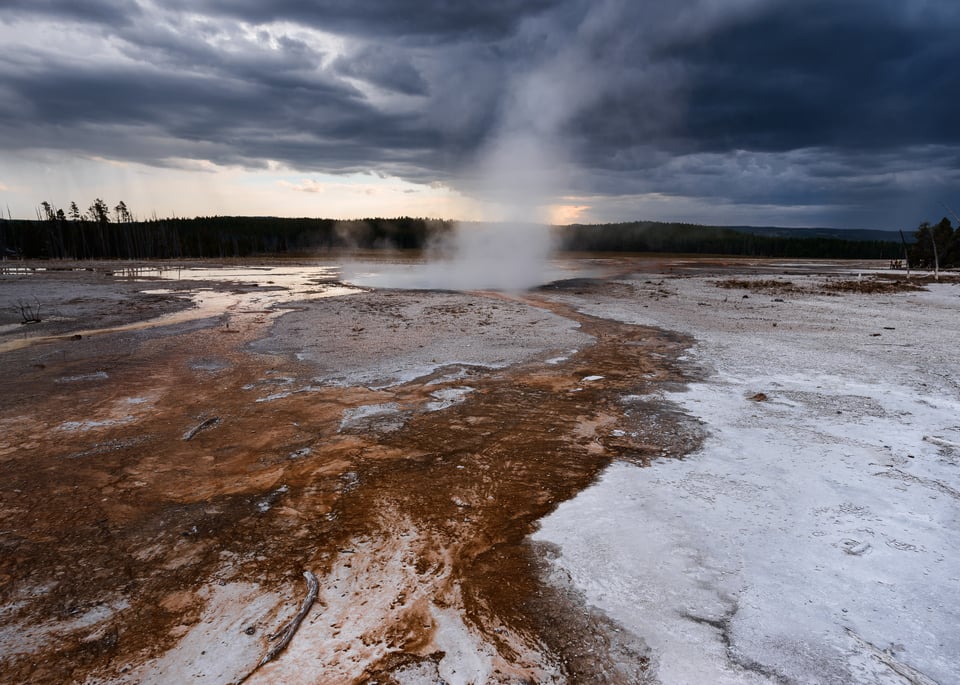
{"left": 0, "top": 215, "right": 454, "bottom": 259}
{"left": 907, "top": 217, "right": 959, "bottom": 269}
{"left": 0, "top": 214, "right": 911, "bottom": 261}
{"left": 558, "top": 221, "right": 903, "bottom": 260}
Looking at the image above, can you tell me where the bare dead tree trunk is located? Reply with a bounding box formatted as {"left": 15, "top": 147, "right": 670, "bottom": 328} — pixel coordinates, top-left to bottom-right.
{"left": 930, "top": 231, "right": 940, "bottom": 281}
{"left": 898, "top": 230, "right": 911, "bottom": 277}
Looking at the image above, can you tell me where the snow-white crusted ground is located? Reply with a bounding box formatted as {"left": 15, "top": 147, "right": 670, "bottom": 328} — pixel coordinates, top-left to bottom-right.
{"left": 535, "top": 273, "right": 960, "bottom": 685}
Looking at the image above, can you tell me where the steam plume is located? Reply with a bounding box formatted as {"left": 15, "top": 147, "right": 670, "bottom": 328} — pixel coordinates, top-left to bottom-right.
{"left": 348, "top": 1, "right": 662, "bottom": 291}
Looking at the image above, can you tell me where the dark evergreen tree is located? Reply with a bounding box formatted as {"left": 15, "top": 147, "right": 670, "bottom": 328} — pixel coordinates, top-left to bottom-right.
{"left": 909, "top": 217, "right": 955, "bottom": 269}
{"left": 88, "top": 198, "right": 111, "bottom": 224}
{"left": 115, "top": 200, "right": 130, "bottom": 223}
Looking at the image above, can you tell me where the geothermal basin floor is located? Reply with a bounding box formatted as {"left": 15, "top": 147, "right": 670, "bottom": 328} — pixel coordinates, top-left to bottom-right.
{"left": 0, "top": 258, "right": 957, "bottom": 684}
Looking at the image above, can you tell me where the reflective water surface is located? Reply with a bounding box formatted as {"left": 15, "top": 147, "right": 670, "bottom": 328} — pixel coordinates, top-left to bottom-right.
{"left": 0, "top": 263, "right": 361, "bottom": 352}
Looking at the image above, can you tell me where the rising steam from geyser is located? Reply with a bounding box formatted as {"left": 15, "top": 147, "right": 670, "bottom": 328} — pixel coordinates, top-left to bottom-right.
{"left": 346, "top": 15, "right": 596, "bottom": 292}
{"left": 344, "top": 135, "right": 562, "bottom": 292}
{"left": 420, "top": 131, "right": 563, "bottom": 291}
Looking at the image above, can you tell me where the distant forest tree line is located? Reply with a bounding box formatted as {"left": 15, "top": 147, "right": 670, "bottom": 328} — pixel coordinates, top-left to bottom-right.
{"left": 560, "top": 222, "right": 904, "bottom": 260}
{"left": 2, "top": 199, "right": 957, "bottom": 265}
{"left": 2, "top": 201, "right": 454, "bottom": 260}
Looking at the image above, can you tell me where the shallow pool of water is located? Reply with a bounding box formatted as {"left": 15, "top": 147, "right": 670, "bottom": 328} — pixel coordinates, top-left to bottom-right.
{"left": 0, "top": 264, "right": 361, "bottom": 353}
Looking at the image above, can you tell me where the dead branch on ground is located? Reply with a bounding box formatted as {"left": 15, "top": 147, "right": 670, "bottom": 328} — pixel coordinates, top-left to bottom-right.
{"left": 236, "top": 570, "right": 319, "bottom": 684}
{"left": 845, "top": 628, "right": 939, "bottom": 685}
{"left": 182, "top": 416, "right": 220, "bottom": 441}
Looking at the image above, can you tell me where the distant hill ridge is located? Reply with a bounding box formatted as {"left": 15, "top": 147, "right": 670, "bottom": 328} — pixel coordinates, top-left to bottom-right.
{"left": 725, "top": 225, "right": 910, "bottom": 242}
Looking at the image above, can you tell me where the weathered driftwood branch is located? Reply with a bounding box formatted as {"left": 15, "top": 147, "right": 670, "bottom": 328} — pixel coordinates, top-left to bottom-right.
{"left": 845, "top": 628, "right": 939, "bottom": 685}
{"left": 262, "top": 570, "right": 319, "bottom": 664}
{"left": 236, "top": 570, "right": 319, "bottom": 684}
{"left": 182, "top": 416, "right": 220, "bottom": 441}
{"left": 923, "top": 435, "right": 960, "bottom": 450}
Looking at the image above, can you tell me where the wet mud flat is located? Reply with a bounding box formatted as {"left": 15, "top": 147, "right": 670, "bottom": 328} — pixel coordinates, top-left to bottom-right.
{"left": 0, "top": 260, "right": 702, "bottom": 684}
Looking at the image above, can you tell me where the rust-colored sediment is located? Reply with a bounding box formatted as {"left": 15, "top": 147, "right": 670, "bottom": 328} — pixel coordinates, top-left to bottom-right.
{"left": 0, "top": 279, "right": 700, "bottom": 684}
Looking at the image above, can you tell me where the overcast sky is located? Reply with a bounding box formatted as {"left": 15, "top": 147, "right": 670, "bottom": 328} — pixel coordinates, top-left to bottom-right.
{"left": 1, "top": 0, "right": 958, "bottom": 228}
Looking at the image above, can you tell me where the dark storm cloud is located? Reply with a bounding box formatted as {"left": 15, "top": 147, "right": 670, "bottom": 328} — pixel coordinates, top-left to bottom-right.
{"left": 557, "top": 0, "right": 960, "bottom": 156}
{"left": 2, "top": 0, "right": 959, "bottom": 226}
{"left": 0, "top": 52, "right": 440, "bottom": 176}
{"left": 0, "top": 3, "right": 446, "bottom": 176}
{"left": 333, "top": 46, "right": 429, "bottom": 96}
{"left": 1, "top": 0, "right": 140, "bottom": 25}
{"left": 164, "top": 0, "right": 564, "bottom": 41}
{"left": 669, "top": 0, "right": 960, "bottom": 153}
